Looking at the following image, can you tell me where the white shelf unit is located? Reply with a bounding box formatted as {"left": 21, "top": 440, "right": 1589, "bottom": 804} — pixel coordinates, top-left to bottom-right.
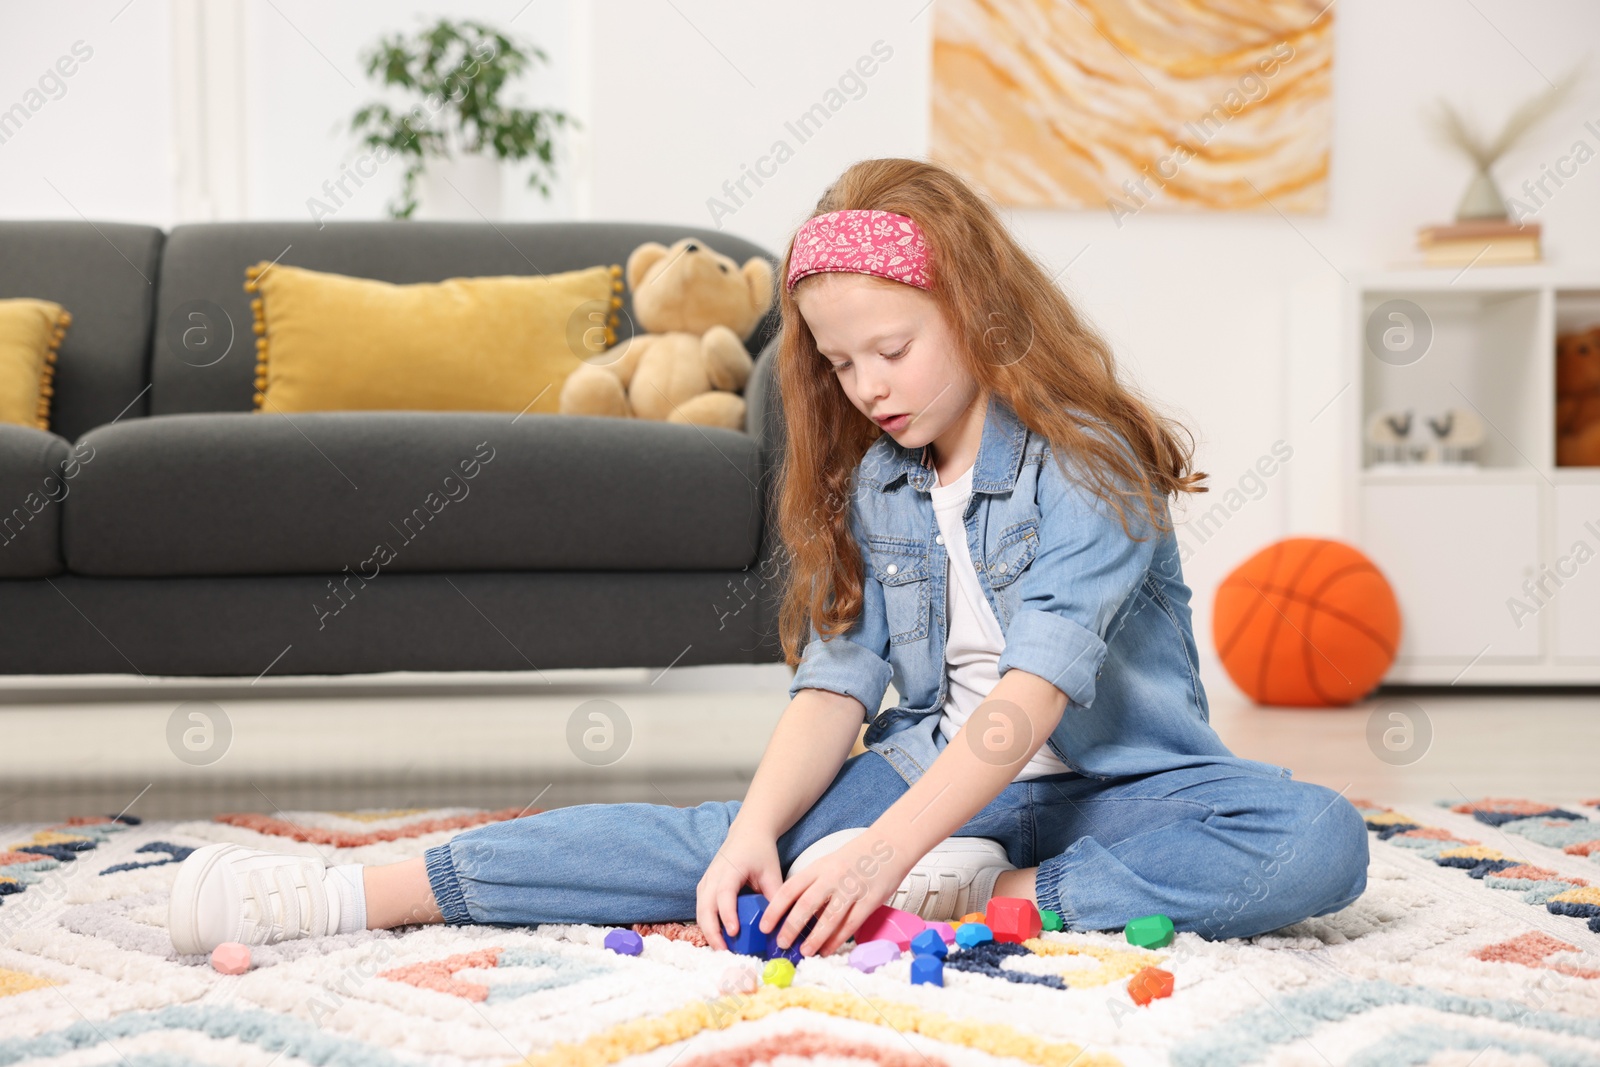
{"left": 1288, "top": 266, "right": 1600, "bottom": 685}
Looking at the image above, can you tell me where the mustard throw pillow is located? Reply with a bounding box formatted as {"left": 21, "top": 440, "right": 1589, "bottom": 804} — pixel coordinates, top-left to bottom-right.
{"left": 246, "top": 262, "right": 623, "bottom": 414}
{"left": 0, "top": 298, "right": 70, "bottom": 431}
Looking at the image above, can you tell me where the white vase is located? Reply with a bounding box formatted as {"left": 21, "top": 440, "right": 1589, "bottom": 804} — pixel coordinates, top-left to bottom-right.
{"left": 416, "top": 151, "right": 503, "bottom": 220}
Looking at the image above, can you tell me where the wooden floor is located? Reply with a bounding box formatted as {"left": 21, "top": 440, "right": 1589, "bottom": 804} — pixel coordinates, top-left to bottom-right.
{"left": 0, "top": 664, "right": 1594, "bottom": 821}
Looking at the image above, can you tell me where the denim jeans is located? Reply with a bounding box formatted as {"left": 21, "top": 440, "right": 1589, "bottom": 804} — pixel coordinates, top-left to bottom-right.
{"left": 423, "top": 732, "right": 1370, "bottom": 941}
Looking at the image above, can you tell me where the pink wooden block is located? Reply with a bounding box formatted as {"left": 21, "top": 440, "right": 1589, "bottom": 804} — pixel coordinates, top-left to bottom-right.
{"left": 854, "top": 905, "right": 926, "bottom": 951}
{"left": 927, "top": 921, "right": 955, "bottom": 945}
{"left": 210, "top": 942, "right": 252, "bottom": 974}
{"left": 719, "top": 965, "right": 759, "bottom": 995}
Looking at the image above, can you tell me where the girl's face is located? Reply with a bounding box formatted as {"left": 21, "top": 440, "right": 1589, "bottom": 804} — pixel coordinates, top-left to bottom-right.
{"left": 795, "top": 272, "right": 985, "bottom": 459}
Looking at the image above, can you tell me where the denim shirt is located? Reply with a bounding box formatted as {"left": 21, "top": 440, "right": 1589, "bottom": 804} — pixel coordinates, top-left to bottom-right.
{"left": 787, "top": 394, "right": 1289, "bottom": 786}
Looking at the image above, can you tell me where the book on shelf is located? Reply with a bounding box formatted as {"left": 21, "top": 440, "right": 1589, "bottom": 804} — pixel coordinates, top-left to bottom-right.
{"left": 1416, "top": 219, "right": 1542, "bottom": 266}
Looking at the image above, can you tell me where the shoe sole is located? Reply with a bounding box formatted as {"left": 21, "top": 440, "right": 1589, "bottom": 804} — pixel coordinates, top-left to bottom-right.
{"left": 168, "top": 841, "right": 246, "bottom": 955}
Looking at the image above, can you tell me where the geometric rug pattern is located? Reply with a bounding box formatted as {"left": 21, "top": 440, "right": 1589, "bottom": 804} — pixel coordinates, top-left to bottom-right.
{"left": 1, "top": 798, "right": 1597, "bottom": 1066}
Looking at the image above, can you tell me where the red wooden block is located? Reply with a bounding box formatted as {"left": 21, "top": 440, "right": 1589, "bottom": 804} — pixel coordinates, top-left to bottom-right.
{"left": 1127, "top": 966, "right": 1174, "bottom": 1005}
{"left": 985, "top": 896, "right": 1041, "bottom": 944}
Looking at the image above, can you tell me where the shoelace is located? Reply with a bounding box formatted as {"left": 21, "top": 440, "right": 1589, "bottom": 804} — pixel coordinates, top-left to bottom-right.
{"left": 243, "top": 860, "right": 328, "bottom": 943}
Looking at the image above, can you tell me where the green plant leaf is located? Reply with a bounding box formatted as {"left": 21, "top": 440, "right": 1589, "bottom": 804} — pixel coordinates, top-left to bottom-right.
{"left": 348, "top": 15, "right": 576, "bottom": 211}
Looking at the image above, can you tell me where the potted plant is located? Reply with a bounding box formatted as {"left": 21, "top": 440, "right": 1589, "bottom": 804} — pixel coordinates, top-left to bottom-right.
{"left": 349, "top": 18, "right": 579, "bottom": 220}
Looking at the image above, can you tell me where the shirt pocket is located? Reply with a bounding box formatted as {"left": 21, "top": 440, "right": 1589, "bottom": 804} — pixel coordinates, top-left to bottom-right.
{"left": 867, "top": 536, "right": 931, "bottom": 645}
{"left": 984, "top": 516, "right": 1039, "bottom": 589}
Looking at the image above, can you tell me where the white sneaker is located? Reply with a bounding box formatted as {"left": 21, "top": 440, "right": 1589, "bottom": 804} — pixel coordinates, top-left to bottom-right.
{"left": 788, "top": 828, "right": 1017, "bottom": 922}
{"left": 168, "top": 842, "right": 340, "bottom": 955}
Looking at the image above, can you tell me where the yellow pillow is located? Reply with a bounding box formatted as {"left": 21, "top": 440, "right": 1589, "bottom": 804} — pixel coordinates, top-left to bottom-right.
{"left": 0, "top": 298, "right": 69, "bottom": 431}
{"left": 246, "top": 262, "right": 623, "bottom": 414}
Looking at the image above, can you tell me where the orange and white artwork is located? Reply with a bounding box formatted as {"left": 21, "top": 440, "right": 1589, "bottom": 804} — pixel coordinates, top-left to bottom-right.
{"left": 931, "top": 0, "right": 1334, "bottom": 215}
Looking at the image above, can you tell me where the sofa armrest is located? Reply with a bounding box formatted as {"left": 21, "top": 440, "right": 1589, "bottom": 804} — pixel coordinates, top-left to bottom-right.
{"left": 0, "top": 424, "right": 75, "bottom": 577}
{"left": 745, "top": 330, "right": 785, "bottom": 489}
{"left": 745, "top": 330, "right": 792, "bottom": 663}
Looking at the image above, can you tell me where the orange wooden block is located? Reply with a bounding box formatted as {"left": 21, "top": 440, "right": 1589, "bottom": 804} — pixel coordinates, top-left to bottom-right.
{"left": 959, "top": 912, "right": 987, "bottom": 925}
{"left": 1128, "top": 966, "right": 1174, "bottom": 1005}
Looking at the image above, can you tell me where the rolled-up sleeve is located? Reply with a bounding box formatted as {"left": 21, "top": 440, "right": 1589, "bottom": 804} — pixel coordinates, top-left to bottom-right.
{"left": 786, "top": 495, "right": 893, "bottom": 716}
{"left": 995, "top": 440, "right": 1159, "bottom": 710}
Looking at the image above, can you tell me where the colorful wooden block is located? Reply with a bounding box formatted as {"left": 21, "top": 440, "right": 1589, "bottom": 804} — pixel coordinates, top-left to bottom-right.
{"left": 848, "top": 938, "right": 902, "bottom": 973}
{"left": 910, "top": 954, "right": 944, "bottom": 986}
{"left": 762, "top": 958, "right": 795, "bottom": 987}
{"left": 719, "top": 965, "right": 759, "bottom": 995}
{"left": 603, "top": 929, "right": 643, "bottom": 956}
{"left": 910, "top": 928, "right": 948, "bottom": 958}
{"left": 1040, "top": 909, "right": 1064, "bottom": 932}
{"left": 954, "top": 922, "right": 993, "bottom": 948}
{"left": 958, "top": 912, "right": 987, "bottom": 925}
{"left": 1124, "top": 914, "right": 1175, "bottom": 949}
{"left": 765, "top": 937, "right": 803, "bottom": 965}
{"left": 854, "top": 904, "right": 925, "bottom": 951}
{"left": 985, "top": 896, "right": 1041, "bottom": 944}
{"left": 927, "top": 921, "right": 956, "bottom": 944}
{"left": 209, "top": 942, "right": 251, "bottom": 974}
{"left": 1127, "top": 965, "right": 1174, "bottom": 1005}
{"left": 726, "top": 892, "right": 771, "bottom": 957}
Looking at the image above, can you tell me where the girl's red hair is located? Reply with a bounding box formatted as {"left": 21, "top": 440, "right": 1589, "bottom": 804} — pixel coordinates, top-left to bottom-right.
{"left": 774, "top": 157, "right": 1207, "bottom": 667}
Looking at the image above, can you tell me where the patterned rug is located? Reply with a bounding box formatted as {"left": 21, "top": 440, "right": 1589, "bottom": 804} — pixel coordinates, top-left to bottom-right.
{"left": 2, "top": 795, "right": 1598, "bottom": 1067}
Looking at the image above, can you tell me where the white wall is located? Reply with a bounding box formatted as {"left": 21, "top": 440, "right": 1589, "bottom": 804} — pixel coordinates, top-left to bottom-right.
{"left": 4, "top": 0, "right": 1599, "bottom": 682}
{"left": 0, "top": 0, "right": 175, "bottom": 223}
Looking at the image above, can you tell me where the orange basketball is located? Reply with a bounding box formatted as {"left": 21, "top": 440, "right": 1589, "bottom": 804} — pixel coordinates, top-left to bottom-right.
{"left": 1213, "top": 537, "right": 1401, "bottom": 707}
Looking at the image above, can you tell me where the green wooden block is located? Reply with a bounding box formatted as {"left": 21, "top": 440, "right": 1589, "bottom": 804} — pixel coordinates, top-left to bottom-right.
{"left": 1040, "top": 909, "right": 1064, "bottom": 932}
{"left": 1124, "top": 914, "right": 1174, "bottom": 949}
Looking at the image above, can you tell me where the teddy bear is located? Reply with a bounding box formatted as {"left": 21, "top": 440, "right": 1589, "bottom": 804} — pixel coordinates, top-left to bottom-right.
{"left": 558, "top": 237, "right": 774, "bottom": 431}
{"left": 1556, "top": 324, "right": 1600, "bottom": 467}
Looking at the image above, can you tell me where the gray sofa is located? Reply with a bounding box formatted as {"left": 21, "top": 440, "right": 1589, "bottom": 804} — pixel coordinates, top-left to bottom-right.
{"left": 0, "top": 221, "right": 789, "bottom": 677}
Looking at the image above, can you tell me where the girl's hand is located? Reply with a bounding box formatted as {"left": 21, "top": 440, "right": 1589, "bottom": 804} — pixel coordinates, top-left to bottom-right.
{"left": 760, "top": 829, "right": 912, "bottom": 958}
{"left": 697, "top": 822, "right": 783, "bottom": 952}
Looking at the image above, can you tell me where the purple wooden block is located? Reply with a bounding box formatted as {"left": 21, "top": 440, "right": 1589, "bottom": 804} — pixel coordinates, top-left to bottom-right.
{"left": 848, "top": 938, "right": 902, "bottom": 973}
{"left": 604, "top": 929, "right": 643, "bottom": 956}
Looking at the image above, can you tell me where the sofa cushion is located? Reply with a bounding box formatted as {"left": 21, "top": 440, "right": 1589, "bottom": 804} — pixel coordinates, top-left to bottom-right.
{"left": 62, "top": 411, "right": 763, "bottom": 577}
{"left": 247, "top": 261, "right": 621, "bottom": 415}
{"left": 153, "top": 221, "right": 781, "bottom": 417}
{"left": 0, "top": 299, "right": 69, "bottom": 430}
{"left": 0, "top": 222, "right": 164, "bottom": 442}
{"left": 0, "top": 423, "right": 80, "bottom": 577}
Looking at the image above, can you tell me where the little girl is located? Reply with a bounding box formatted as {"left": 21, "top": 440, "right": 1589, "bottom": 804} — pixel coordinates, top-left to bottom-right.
{"left": 168, "top": 158, "right": 1369, "bottom": 959}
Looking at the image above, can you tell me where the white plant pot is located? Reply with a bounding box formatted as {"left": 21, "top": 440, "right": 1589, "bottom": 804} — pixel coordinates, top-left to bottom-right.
{"left": 416, "top": 152, "right": 503, "bottom": 220}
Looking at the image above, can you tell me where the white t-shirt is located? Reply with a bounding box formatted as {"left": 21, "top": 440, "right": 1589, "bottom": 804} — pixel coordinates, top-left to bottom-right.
{"left": 927, "top": 461, "right": 1075, "bottom": 780}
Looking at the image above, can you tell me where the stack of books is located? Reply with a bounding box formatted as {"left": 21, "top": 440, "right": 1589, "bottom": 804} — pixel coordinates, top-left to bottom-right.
{"left": 1416, "top": 220, "right": 1542, "bottom": 266}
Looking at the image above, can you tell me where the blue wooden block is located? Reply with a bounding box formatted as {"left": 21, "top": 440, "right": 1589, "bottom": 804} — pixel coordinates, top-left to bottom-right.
{"left": 910, "top": 929, "right": 948, "bottom": 959}
{"left": 726, "top": 892, "right": 771, "bottom": 957}
{"left": 954, "top": 922, "right": 993, "bottom": 948}
{"left": 910, "top": 954, "right": 944, "bottom": 986}
{"left": 766, "top": 937, "right": 803, "bottom": 965}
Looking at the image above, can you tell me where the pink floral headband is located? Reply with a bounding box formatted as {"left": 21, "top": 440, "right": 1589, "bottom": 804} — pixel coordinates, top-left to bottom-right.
{"left": 785, "top": 208, "right": 932, "bottom": 292}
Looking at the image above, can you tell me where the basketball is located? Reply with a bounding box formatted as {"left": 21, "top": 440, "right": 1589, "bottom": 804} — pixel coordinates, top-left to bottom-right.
{"left": 1213, "top": 537, "right": 1401, "bottom": 706}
